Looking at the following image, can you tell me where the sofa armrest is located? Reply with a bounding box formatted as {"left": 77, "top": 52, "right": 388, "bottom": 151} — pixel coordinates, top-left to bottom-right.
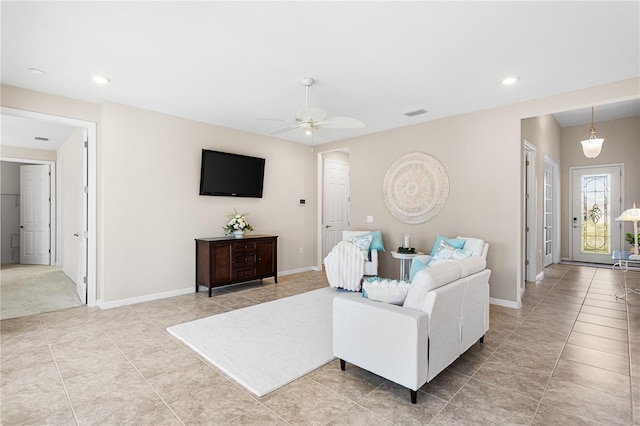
{"left": 333, "top": 294, "right": 429, "bottom": 390}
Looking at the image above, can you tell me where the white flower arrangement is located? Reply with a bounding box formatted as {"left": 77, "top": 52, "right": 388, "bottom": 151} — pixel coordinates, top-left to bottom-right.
{"left": 223, "top": 209, "right": 254, "bottom": 234}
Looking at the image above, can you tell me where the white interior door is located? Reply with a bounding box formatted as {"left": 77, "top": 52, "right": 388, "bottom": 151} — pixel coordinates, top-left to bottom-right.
{"left": 20, "top": 164, "right": 51, "bottom": 265}
{"left": 322, "top": 159, "right": 349, "bottom": 259}
{"left": 571, "top": 165, "right": 622, "bottom": 263}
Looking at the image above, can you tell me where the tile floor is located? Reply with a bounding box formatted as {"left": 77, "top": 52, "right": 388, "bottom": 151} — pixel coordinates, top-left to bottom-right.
{"left": 1, "top": 263, "right": 639, "bottom": 425}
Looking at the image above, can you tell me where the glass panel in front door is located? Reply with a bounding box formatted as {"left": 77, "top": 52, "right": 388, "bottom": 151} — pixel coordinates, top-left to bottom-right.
{"left": 580, "top": 173, "right": 610, "bottom": 255}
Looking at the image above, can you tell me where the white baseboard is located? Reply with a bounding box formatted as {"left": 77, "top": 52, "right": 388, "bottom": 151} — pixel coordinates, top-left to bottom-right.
{"left": 97, "top": 286, "right": 194, "bottom": 310}
{"left": 97, "top": 266, "right": 322, "bottom": 310}
{"left": 490, "top": 297, "right": 521, "bottom": 309}
{"left": 278, "top": 266, "right": 320, "bottom": 275}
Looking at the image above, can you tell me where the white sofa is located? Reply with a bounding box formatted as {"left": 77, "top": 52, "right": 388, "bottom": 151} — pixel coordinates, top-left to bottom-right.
{"left": 333, "top": 248, "right": 490, "bottom": 403}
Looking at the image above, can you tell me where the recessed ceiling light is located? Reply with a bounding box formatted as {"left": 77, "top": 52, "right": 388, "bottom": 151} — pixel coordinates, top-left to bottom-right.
{"left": 502, "top": 76, "right": 519, "bottom": 85}
{"left": 28, "top": 67, "right": 45, "bottom": 76}
{"left": 92, "top": 75, "right": 110, "bottom": 85}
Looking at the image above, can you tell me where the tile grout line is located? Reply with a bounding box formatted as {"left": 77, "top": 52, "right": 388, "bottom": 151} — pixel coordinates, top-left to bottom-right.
{"left": 531, "top": 266, "right": 630, "bottom": 425}
{"left": 39, "top": 317, "right": 80, "bottom": 426}
{"left": 102, "top": 330, "right": 187, "bottom": 426}
{"left": 527, "top": 266, "right": 600, "bottom": 425}
{"left": 427, "top": 271, "right": 571, "bottom": 424}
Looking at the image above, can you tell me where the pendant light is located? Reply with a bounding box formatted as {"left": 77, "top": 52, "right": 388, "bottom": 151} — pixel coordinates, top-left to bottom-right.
{"left": 580, "top": 107, "right": 604, "bottom": 158}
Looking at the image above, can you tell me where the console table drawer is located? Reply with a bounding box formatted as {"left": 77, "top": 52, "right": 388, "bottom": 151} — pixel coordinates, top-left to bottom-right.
{"left": 234, "top": 253, "right": 256, "bottom": 267}
{"left": 234, "top": 267, "right": 257, "bottom": 280}
{"left": 233, "top": 241, "right": 257, "bottom": 252}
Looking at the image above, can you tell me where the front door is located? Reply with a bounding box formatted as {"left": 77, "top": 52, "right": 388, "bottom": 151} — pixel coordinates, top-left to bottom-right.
{"left": 20, "top": 164, "right": 51, "bottom": 265}
{"left": 571, "top": 165, "right": 623, "bottom": 264}
{"left": 322, "top": 159, "right": 349, "bottom": 259}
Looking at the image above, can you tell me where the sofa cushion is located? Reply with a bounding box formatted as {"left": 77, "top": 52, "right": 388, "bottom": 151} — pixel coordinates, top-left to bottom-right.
{"left": 456, "top": 236, "right": 485, "bottom": 257}
{"left": 430, "top": 235, "right": 465, "bottom": 256}
{"left": 348, "top": 234, "right": 373, "bottom": 259}
{"left": 362, "top": 278, "right": 410, "bottom": 305}
{"left": 403, "top": 261, "right": 462, "bottom": 310}
{"left": 409, "top": 256, "right": 430, "bottom": 282}
{"left": 428, "top": 240, "right": 473, "bottom": 266}
{"left": 368, "top": 230, "right": 386, "bottom": 252}
{"left": 457, "top": 256, "right": 487, "bottom": 277}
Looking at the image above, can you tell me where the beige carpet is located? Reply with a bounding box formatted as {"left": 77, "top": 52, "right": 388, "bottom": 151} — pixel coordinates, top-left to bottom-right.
{"left": 0, "top": 264, "right": 83, "bottom": 320}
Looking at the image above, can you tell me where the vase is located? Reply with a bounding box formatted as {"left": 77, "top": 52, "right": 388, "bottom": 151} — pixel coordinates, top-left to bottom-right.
{"left": 233, "top": 230, "right": 245, "bottom": 238}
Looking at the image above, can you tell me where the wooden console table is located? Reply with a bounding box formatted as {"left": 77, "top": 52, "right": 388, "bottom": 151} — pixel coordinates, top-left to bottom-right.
{"left": 195, "top": 234, "right": 278, "bottom": 297}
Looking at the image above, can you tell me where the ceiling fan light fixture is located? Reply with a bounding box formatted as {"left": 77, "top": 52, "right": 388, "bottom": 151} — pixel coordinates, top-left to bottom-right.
{"left": 580, "top": 107, "right": 604, "bottom": 158}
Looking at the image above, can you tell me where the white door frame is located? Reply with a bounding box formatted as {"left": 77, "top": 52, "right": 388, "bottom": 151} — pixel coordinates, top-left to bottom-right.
{"left": 1, "top": 107, "right": 97, "bottom": 307}
{"left": 523, "top": 140, "right": 537, "bottom": 286}
{"left": 316, "top": 149, "right": 351, "bottom": 270}
{"left": 569, "top": 163, "right": 624, "bottom": 263}
{"left": 543, "top": 155, "right": 560, "bottom": 265}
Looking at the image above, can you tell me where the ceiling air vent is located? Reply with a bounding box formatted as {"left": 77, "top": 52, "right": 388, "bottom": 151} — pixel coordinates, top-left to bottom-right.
{"left": 34, "top": 136, "right": 49, "bottom": 141}
{"left": 402, "top": 108, "right": 428, "bottom": 117}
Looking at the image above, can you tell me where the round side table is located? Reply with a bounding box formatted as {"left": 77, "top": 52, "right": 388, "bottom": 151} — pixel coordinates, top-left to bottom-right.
{"left": 390, "top": 251, "right": 424, "bottom": 281}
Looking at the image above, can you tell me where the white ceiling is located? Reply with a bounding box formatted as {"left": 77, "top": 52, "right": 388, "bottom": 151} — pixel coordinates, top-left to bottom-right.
{"left": 1, "top": 1, "right": 639, "bottom": 147}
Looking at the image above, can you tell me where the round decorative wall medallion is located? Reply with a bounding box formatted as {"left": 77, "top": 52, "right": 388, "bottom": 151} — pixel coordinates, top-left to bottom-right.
{"left": 383, "top": 152, "right": 449, "bottom": 224}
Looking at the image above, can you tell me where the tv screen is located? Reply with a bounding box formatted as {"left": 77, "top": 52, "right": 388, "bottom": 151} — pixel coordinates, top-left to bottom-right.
{"left": 199, "top": 150, "right": 265, "bottom": 198}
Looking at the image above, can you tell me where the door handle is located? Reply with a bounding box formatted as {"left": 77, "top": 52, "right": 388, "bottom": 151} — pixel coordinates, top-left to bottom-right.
{"left": 74, "top": 233, "right": 80, "bottom": 237}
{"left": 325, "top": 225, "right": 332, "bottom": 228}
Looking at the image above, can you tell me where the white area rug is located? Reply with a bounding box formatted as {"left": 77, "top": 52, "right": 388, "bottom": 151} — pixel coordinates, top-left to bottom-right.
{"left": 167, "top": 287, "right": 342, "bottom": 397}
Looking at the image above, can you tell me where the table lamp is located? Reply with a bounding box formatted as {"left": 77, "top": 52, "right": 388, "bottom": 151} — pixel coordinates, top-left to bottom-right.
{"left": 616, "top": 203, "right": 640, "bottom": 260}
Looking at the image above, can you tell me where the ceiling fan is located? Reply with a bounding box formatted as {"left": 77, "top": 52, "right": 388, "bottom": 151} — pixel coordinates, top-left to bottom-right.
{"left": 261, "top": 77, "right": 364, "bottom": 136}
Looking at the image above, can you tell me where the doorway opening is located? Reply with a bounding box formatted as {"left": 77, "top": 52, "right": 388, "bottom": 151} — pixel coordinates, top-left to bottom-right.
{"left": 1, "top": 107, "right": 97, "bottom": 310}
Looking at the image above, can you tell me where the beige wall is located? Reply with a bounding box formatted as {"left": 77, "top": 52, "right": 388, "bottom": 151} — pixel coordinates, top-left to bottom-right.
{"left": 317, "top": 78, "right": 639, "bottom": 305}
{"left": 99, "top": 102, "right": 315, "bottom": 302}
{"left": 521, "top": 114, "right": 562, "bottom": 275}
{"left": 2, "top": 79, "right": 638, "bottom": 306}
{"left": 559, "top": 116, "right": 640, "bottom": 258}
{"left": 0, "top": 145, "right": 57, "bottom": 162}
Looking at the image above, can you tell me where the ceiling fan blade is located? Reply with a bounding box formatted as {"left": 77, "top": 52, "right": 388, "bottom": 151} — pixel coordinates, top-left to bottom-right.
{"left": 317, "top": 116, "right": 364, "bottom": 129}
{"left": 296, "top": 108, "right": 326, "bottom": 122}
{"left": 257, "top": 117, "right": 295, "bottom": 123}
{"left": 269, "top": 124, "right": 302, "bottom": 135}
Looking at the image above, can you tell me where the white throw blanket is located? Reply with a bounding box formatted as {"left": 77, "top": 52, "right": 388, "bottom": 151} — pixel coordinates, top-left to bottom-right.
{"left": 324, "top": 241, "right": 364, "bottom": 291}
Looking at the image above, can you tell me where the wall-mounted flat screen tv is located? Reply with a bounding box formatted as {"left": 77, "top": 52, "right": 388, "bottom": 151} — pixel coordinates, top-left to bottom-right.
{"left": 199, "top": 149, "right": 265, "bottom": 198}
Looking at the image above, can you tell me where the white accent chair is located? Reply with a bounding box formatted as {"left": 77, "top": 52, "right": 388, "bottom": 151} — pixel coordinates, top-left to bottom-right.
{"left": 342, "top": 230, "right": 379, "bottom": 276}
